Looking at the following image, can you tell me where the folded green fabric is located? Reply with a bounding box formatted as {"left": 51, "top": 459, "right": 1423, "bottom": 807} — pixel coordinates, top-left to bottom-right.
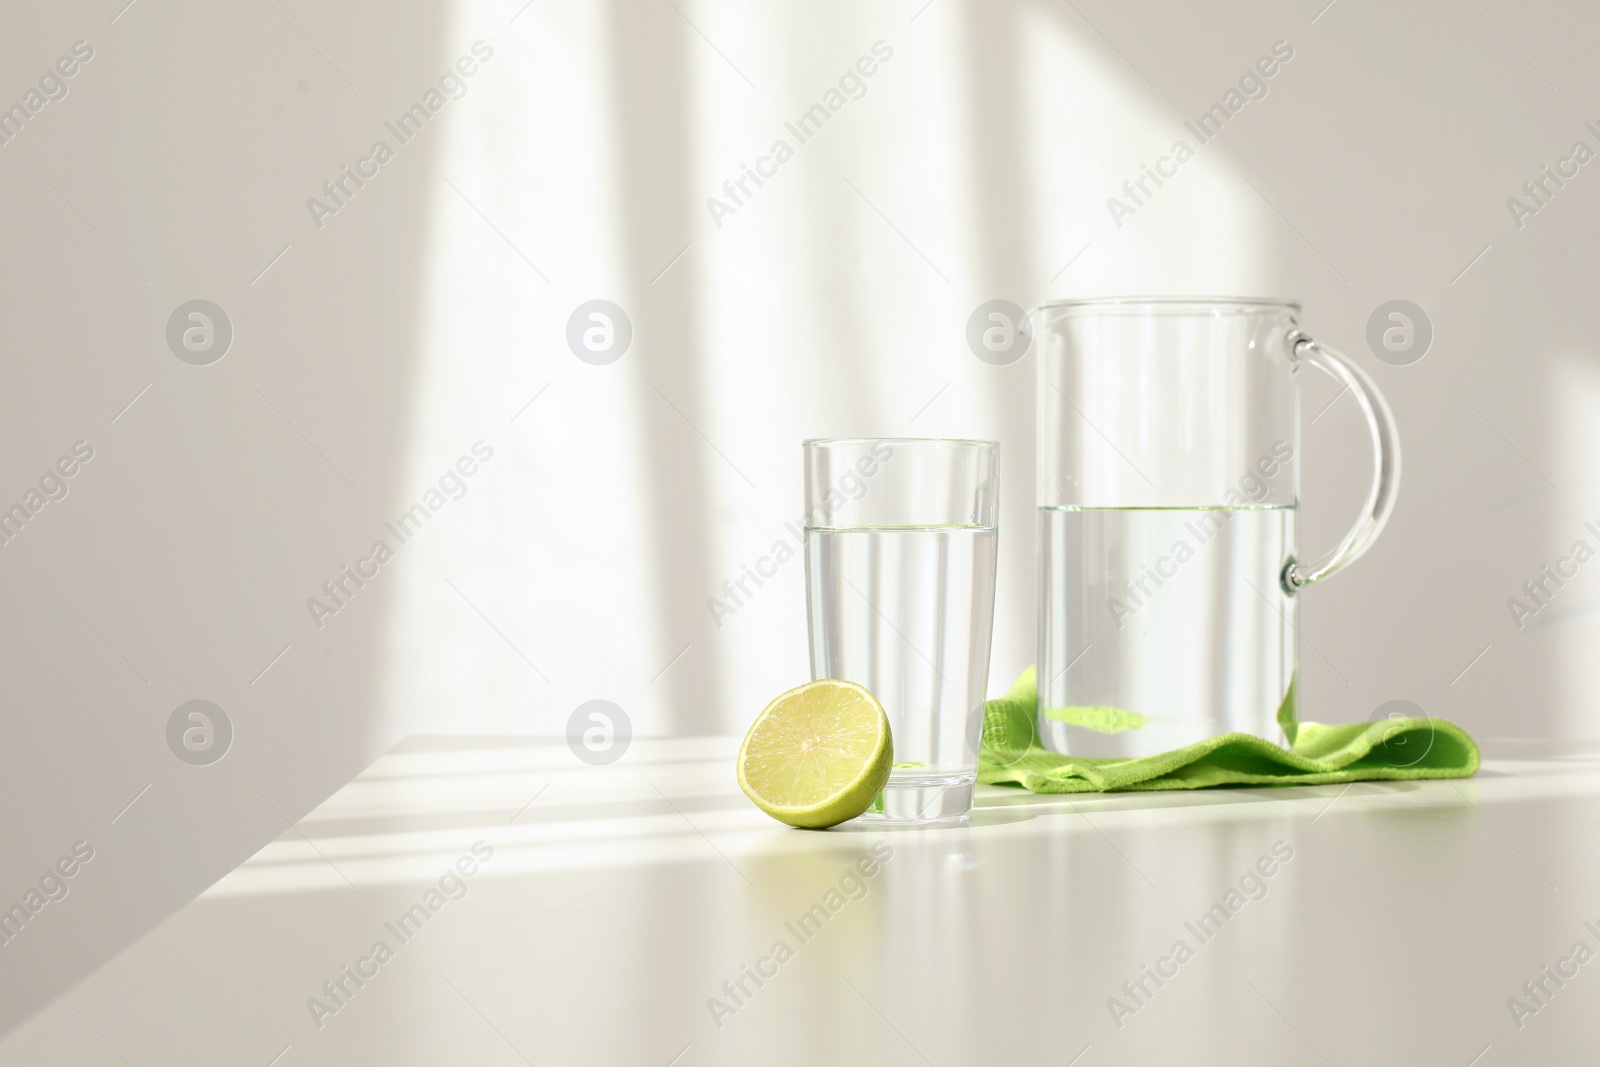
{"left": 978, "top": 668, "right": 1479, "bottom": 793}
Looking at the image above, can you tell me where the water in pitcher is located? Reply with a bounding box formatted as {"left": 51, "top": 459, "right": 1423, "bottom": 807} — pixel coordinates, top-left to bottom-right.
{"left": 806, "top": 525, "right": 997, "bottom": 818}
{"left": 1037, "top": 506, "right": 1297, "bottom": 758}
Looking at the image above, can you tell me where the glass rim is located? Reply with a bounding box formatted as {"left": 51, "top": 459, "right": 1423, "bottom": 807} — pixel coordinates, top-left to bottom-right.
{"left": 1033, "top": 295, "right": 1301, "bottom": 314}
{"left": 802, "top": 437, "right": 999, "bottom": 449}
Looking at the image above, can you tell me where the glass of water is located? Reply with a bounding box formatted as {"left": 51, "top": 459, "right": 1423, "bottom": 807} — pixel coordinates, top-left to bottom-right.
{"left": 803, "top": 439, "right": 1000, "bottom": 823}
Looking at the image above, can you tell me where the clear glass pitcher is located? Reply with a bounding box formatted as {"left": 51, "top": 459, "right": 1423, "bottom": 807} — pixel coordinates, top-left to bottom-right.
{"left": 1035, "top": 297, "right": 1399, "bottom": 757}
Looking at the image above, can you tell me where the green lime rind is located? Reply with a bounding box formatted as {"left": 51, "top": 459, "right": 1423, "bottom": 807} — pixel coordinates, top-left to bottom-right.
{"left": 736, "top": 679, "right": 893, "bottom": 829}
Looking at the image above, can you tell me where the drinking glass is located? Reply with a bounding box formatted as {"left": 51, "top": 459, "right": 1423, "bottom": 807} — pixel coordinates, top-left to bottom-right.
{"left": 1035, "top": 298, "right": 1399, "bottom": 757}
{"left": 803, "top": 439, "right": 1000, "bottom": 822}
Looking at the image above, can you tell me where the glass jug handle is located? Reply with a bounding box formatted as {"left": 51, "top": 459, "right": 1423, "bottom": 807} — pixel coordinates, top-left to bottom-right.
{"left": 1282, "top": 332, "right": 1402, "bottom": 594}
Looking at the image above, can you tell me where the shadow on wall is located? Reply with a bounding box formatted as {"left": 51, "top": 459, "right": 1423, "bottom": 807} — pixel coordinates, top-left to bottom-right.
{"left": 963, "top": 0, "right": 1039, "bottom": 698}
{"left": 603, "top": 0, "right": 725, "bottom": 735}
{"left": 0, "top": 0, "right": 447, "bottom": 1038}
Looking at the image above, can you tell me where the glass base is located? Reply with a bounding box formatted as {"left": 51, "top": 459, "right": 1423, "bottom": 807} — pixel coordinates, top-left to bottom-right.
{"left": 856, "top": 774, "right": 975, "bottom": 824}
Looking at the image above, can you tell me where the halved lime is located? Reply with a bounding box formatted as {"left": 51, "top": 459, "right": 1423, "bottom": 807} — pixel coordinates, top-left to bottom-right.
{"left": 737, "top": 680, "right": 893, "bottom": 829}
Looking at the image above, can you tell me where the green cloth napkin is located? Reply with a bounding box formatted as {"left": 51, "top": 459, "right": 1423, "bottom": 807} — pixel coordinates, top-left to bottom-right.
{"left": 978, "top": 668, "right": 1479, "bottom": 793}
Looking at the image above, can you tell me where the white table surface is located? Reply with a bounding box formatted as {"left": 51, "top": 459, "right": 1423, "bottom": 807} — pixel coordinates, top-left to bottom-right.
{"left": 4, "top": 736, "right": 1598, "bottom": 1066}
